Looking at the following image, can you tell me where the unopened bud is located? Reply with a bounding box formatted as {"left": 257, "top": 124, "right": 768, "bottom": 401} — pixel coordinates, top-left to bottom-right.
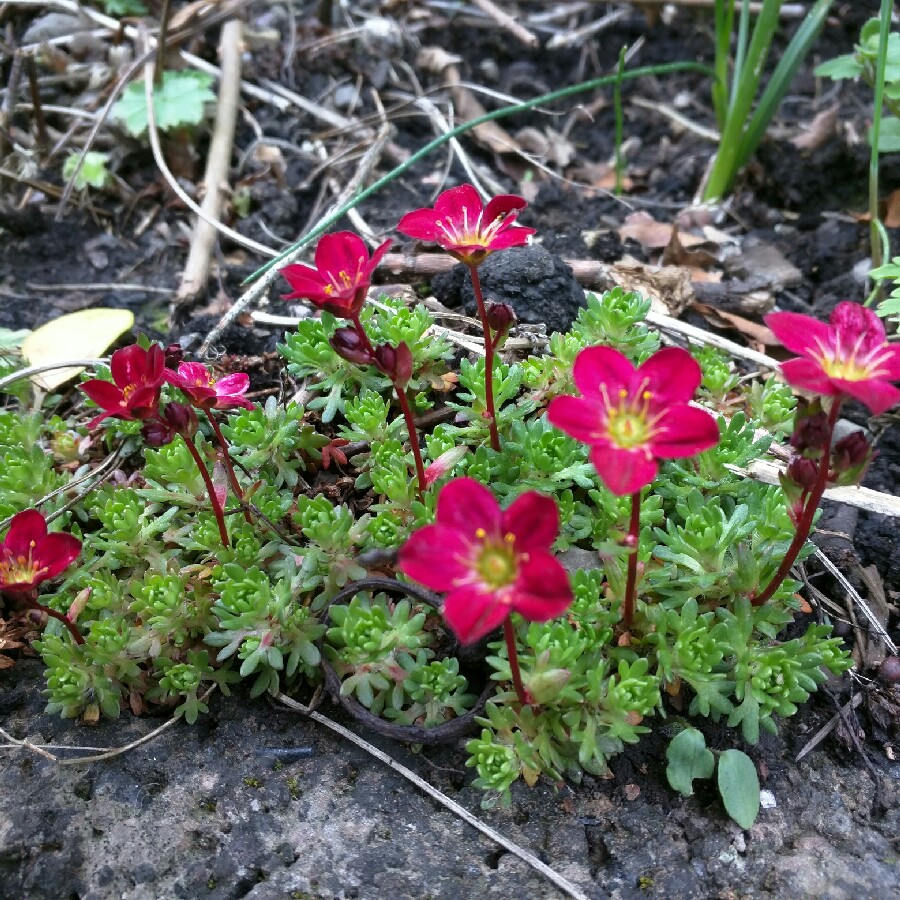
{"left": 330, "top": 327, "right": 374, "bottom": 366}
{"left": 831, "top": 431, "right": 869, "bottom": 473}
{"left": 423, "top": 445, "right": 469, "bottom": 486}
{"left": 164, "top": 402, "right": 198, "bottom": 439}
{"left": 164, "top": 343, "right": 184, "bottom": 368}
{"left": 485, "top": 302, "right": 515, "bottom": 334}
{"left": 791, "top": 408, "right": 829, "bottom": 454}
{"left": 141, "top": 418, "right": 175, "bottom": 447}
{"left": 786, "top": 456, "right": 818, "bottom": 492}
{"left": 526, "top": 668, "right": 571, "bottom": 705}
{"left": 374, "top": 341, "right": 413, "bottom": 387}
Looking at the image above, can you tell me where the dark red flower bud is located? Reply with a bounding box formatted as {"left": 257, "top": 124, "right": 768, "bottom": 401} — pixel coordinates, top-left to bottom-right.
{"left": 164, "top": 343, "right": 184, "bottom": 368}
{"left": 330, "top": 327, "right": 374, "bottom": 366}
{"left": 163, "top": 402, "right": 198, "bottom": 438}
{"left": 831, "top": 431, "right": 869, "bottom": 473}
{"left": 141, "top": 418, "right": 176, "bottom": 447}
{"left": 786, "top": 456, "right": 818, "bottom": 492}
{"left": 879, "top": 656, "right": 900, "bottom": 684}
{"left": 486, "top": 302, "right": 515, "bottom": 334}
{"left": 790, "top": 408, "right": 830, "bottom": 454}
{"left": 374, "top": 342, "right": 413, "bottom": 387}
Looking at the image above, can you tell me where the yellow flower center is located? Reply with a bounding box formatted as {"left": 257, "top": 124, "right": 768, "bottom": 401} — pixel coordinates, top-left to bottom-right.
{"left": 0, "top": 542, "right": 43, "bottom": 586}
{"left": 603, "top": 387, "right": 656, "bottom": 449}
{"left": 474, "top": 530, "right": 519, "bottom": 589}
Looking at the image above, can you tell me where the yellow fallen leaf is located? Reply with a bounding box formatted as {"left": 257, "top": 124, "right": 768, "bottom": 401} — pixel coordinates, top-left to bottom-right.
{"left": 21, "top": 308, "right": 135, "bottom": 391}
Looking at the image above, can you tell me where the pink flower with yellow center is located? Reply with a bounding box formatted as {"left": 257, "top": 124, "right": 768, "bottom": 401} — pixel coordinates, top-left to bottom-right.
{"left": 0, "top": 509, "right": 81, "bottom": 594}
{"left": 398, "top": 478, "right": 572, "bottom": 645}
{"left": 765, "top": 301, "right": 900, "bottom": 415}
{"left": 547, "top": 346, "right": 720, "bottom": 495}
{"left": 80, "top": 343, "right": 166, "bottom": 428}
{"left": 279, "top": 232, "right": 392, "bottom": 318}
{"left": 397, "top": 184, "right": 535, "bottom": 266}
{"left": 164, "top": 361, "right": 254, "bottom": 410}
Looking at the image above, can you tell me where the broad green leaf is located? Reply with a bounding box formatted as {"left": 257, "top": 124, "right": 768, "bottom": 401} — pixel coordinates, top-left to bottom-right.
{"left": 112, "top": 70, "right": 216, "bottom": 138}
{"left": 21, "top": 308, "right": 134, "bottom": 391}
{"left": 0, "top": 328, "right": 31, "bottom": 350}
{"left": 872, "top": 117, "right": 900, "bottom": 153}
{"left": 666, "top": 728, "right": 715, "bottom": 797}
{"left": 814, "top": 54, "right": 862, "bottom": 80}
{"left": 62, "top": 151, "right": 109, "bottom": 190}
{"left": 717, "top": 749, "right": 760, "bottom": 829}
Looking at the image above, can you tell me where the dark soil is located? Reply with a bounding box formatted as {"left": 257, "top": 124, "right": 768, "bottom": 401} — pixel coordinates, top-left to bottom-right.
{"left": 2, "top": 1, "right": 899, "bottom": 897}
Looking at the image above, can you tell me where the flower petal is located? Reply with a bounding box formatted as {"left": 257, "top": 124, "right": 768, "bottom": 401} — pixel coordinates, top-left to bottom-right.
{"left": 442, "top": 585, "right": 508, "bottom": 644}
{"left": 279, "top": 264, "right": 329, "bottom": 302}
{"left": 651, "top": 405, "right": 721, "bottom": 458}
{"left": 874, "top": 344, "right": 900, "bottom": 381}
{"left": 398, "top": 524, "right": 474, "bottom": 591}
{"left": 590, "top": 446, "right": 658, "bottom": 495}
{"left": 436, "top": 477, "right": 502, "bottom": 540}
{"left": 366, "top": 238, "right": 393, "bottom": 273}
{"left": 512, "top": 553, "right": 573, "bottom": 622}
{"left": 314, "top": 231, "right": 369, "bottom": 279}
{"left": 483, "top": 194, "right": 528, "bottom": 222}
{"left": 434, "top": 184, "right": 484, "bottom": 221}
{"left": 396, "top": 208, "right": 442, "bottom": 242}
{"left": 765, "top": 311, "right": 833, "bottom": 358}
{"left": 145, "top": 344, "right": 165, "bottom": 384}
{"left": 546, "top": 395, "right": 604, "bottom": 444}
{"left": 779, "top": 358, "right": 838, "bottom": 395}
{"left": 3, "top": 509, "right": 48, "bottom": 557}
{"left": 215, "top": 373, "right": 249, "bottom": 397}
{"left": 480, "top": 226, "right": 535, "bottom": 252}
{"left": 636, "top": 347, "right": 701, "bottom": 404}
{"left": 80, "top": 379, "right": 125, "bottom": 411}
{"left": 831, "top": 377, "right": 900, "bottom": 416}
{"left": 110, "top": 344, "right": 146, "bottom": 387}
{"left": 572, "top": 345, "right": 634, "bottom": 400}
{"left": 35, "top": 533, "right": 82, "bottom": 580}
{"left": 502, "top": 491, "right": 559, "bottom": 553}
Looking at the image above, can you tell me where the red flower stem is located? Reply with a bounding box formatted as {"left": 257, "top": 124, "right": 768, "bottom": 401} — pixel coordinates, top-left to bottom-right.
{"left": 205, "top": 410, "right": 252, "bottom": 524}
{"left": 503, "top": 617, "right": 529, "bottom": 707}
{"left": 753, "top": 397, "right": 842, "bottom": 607}
{"left": 181, "top": 434, "right": 231, "bottom": 548}
{"left": 19, "top": 592, "right": 84, "bottom": 646}
{"left": 349, "top": 313, "right": 377, "bottom": 358}
{"left": 468, "top": 265, "right": 502, "bottom": 452}
{"left": 622, "top": 489, "right": 642, "bottom": 629}
{"left": 394, "top": 385, "right": 427, "bottom": 500}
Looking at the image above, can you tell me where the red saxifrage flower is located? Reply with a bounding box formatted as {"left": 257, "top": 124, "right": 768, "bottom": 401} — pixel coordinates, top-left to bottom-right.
{"left": 80, "top": 343, "right": 166, "bottom": 428}
{"left": 547, "top": 346, "right": 720, "bottom": 495}
{"left": 397, "top": 184, "right": 535, "bottom": 266}
{"left": 279, "top": 232, "right": 392, "bottom": 318}
{"left": 765, "top": 301, "right": 900, "bottom": 415}
{"left": 398, "top": 477, "right": 572, "bottom": 644}
{"left": 0, "top": 509, "right": 81, "bottom": 594}
{"left": 165, "top": 362, "right": 254, "bottom": 411}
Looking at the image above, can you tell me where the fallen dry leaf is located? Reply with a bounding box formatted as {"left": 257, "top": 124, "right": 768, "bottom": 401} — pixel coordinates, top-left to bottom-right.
{"left": 610, "top": 259, "right": 694, "bottom": 317}
{"left": 623, "top": 783, "right": 641, "bottom": 801}
{"left": 662, "top": 224, "right": 720, "bottom": 270}
{"left": 619, "top": 211, "right": 706, "bottom": 251}
{"left": 791, "top": 103, "right": 840, "bottom": 152}
{"left": 691, "top": 301, "right": 778, "bottom": 348}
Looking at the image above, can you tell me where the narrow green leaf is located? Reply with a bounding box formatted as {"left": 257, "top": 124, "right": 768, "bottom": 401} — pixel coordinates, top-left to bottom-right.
{"left": 666, "top": 728, "right": 715, "bottom": 797}
{"left": 717, "top": 749, "right": 761, "bottom": 828}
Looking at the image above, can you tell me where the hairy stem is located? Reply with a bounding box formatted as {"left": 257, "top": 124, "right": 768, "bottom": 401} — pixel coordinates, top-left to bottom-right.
{"left": 503, "top": 617, "right": 529, "bottom": 707}
{"left": 753, "top": 397, "right": 842, "bottom": 606}
{"left": 622, "top": 489, "right": 642, "bottom": 628}
{"left": 18, "top": 591, "right": 84, "bottom": 646}
{"left": 394, "top": 385, "right": 427, "bottom": 500}
{"left": 206, "top": 410, "right": 252, "bottom": 523}
{"left": 468, "top": 265, "right": 501, "bottom": 452}
{"left": 349, "top": 313, "right": 377, "bottom": 358}
{"left": 182, "top": 435, "right": 230, "bottom": 548}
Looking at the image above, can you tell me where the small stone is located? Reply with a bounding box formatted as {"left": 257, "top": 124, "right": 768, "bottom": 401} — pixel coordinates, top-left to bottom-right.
{"left": 879, "top": 656, "right": 900, "bottom": 684}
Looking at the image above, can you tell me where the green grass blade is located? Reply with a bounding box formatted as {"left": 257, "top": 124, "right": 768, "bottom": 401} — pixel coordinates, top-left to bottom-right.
{"left": 713, "top": 0, "right": 736, "bottom": 129}
{"left": 736, "top": 0, "right": 835, "bottom": 174}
